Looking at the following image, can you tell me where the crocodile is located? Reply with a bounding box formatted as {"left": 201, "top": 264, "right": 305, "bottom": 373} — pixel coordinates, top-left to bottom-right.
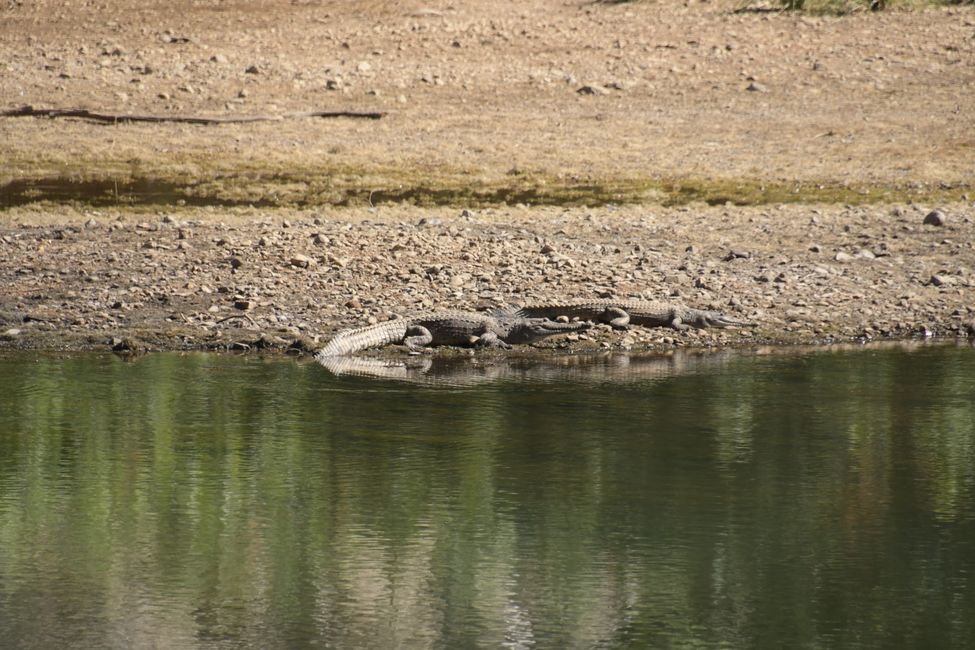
{"left": 316, "top": 311, "right": 589, "bottom": 357}
{"left": 514, "top": 299, "right": 756, "bottom": 331}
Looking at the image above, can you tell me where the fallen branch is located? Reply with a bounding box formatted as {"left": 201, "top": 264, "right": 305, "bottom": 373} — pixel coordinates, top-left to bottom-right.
{"left": 1, "top": 105, "right": 386, "bottom": 124}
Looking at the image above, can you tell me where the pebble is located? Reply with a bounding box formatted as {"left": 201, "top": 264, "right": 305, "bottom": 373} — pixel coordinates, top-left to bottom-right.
{"left": 577, "top": 84, "right": 609, "bottom": 96}
{"left": 290, "top": 254, "right": 314, "bottom": 268}
{"left": 923, "top": 210, "right": 946, "bottom": 226}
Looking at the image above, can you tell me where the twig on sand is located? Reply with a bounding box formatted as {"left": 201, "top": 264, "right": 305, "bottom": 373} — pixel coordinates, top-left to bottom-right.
{"left": 217, "top": 313, "right": 258, "bottom": 327}
{"left": 1, "top": 105, "right": 386, "bottom": 124}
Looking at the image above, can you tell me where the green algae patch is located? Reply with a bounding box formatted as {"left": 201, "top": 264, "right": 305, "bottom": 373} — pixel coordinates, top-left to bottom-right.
{"left": 652, "top": 177, "right": 970, "bottom": 207}
{"left": 1, "top": 159, "right": 969, "bottom": 210}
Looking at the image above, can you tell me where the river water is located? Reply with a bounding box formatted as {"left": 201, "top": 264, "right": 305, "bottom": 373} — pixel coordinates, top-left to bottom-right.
{"left": 1, "top": 345, "right": 973, "bottom": 649}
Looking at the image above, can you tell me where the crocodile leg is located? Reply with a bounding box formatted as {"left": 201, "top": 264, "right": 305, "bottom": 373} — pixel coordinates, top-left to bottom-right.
{"left": 474, "top": 332, "right": 512, "bottom": 350}
{"left": 403, "top": 325, "right": 434, "bottom": 353}
{"left": 599, "top": 307, "right": 631, "bottom": 330}
{"left": 666, "top": 309, "right": 693, "bottom": 331}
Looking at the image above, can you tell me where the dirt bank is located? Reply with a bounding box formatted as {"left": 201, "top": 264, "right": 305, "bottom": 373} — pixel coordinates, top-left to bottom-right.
{"left": 2, "top": 202, "right": 972, "bottom": 355}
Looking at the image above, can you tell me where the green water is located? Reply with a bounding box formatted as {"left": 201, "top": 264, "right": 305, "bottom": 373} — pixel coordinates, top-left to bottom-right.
{"left": 0, "top": 346, "right": 973, "bottom": 649}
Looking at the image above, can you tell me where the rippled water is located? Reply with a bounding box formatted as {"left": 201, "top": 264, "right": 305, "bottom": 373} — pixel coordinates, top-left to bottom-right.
{"left": 1, "top": 346, "right": 973, "bottom": 649}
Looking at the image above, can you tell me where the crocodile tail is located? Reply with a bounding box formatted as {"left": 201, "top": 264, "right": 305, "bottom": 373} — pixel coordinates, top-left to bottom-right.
{"left": 316, "top": 322, "right": 408, "bottom": 358}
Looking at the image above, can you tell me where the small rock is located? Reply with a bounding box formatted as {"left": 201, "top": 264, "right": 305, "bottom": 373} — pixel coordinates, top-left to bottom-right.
{"left": 234, "top": 299, "right": 252, "bottom": 310}
{"left": 724, "top": 249, "right": 751, "bottom": 261}
{"left": 605, "top": 80, "right": 631, "bottom": 91}
{"left": 930, "top": 274, "right": 951, "bottom": 287}
{"left": 312, "top": 233, "right": 329, "bottom": 245}
{"left": 746, "top": 82, "right": 768, "bottom": 93}
{"left": 111, "top": 337, "right": 144, "bottom": 354}
{"left": 245, "top": 64, "right": 260, "bottom": 74}
{"left": 229, "top": 257, "right": 243, "bottom": 269}
{"left": 1, "top": 328, "right": 21, "bottom": 340}
{"left": 809, "top": 244, "right": 822, "bottom": 253}
{"left": 577, "top": 84, "right": 609, "bottom": 96}
{"left": 923, "top": 209, "right": 946, "bottom": 226}
{"left": 345, "top": 298, "right": 362, "bottom": 310}
{"left": 834, "top": 252, "right": 855, "bottom": 262}
{"left": 290, "top": 254, "right": 314, "bottom": 268}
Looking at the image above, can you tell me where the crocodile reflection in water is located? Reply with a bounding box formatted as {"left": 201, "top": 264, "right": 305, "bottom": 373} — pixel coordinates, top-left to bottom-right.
{"left": 316, "top": 350, "right": 741, "bottom": 385}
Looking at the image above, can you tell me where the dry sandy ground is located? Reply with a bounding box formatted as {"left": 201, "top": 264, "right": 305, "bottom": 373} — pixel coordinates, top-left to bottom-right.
{"left": 1, "top": 0, "right": 974, "bottom": 354}
{"left": 3, "top": 0, "right": 974, "bottom": 188}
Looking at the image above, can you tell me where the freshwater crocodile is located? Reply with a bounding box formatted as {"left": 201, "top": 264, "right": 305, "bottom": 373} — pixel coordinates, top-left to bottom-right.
{"left": 316, "top": 311, "right": 589, "bottom": 358}
{"left": 514, "top": 299, "right": 756, "bottom": 331}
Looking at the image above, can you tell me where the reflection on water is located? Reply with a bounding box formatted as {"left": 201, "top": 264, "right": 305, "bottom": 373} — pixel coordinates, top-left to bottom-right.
{"left": 1, "top": 346, "right": 974, "bottom": 649}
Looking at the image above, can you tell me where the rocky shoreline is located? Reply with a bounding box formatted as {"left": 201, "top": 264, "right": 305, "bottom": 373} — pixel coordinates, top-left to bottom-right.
{"left": 2, "top": 201, "right": 973, "bottom": 356}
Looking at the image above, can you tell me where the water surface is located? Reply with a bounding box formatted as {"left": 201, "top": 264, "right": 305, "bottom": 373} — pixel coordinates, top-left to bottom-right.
{"left": 1, "top": 346, "right": 973, "bottom": 649}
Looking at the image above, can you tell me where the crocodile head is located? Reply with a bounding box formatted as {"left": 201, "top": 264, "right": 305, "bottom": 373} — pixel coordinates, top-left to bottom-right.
{"left": 505, "top": 317, "right": 592, "bottom": 344}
